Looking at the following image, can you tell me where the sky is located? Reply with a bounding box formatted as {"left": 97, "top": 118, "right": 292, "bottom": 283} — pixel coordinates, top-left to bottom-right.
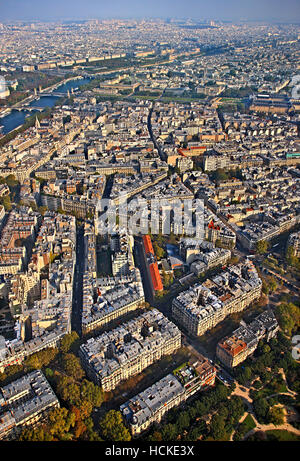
{"left": 0, "top": 0, "right": 300, "bottom": 23}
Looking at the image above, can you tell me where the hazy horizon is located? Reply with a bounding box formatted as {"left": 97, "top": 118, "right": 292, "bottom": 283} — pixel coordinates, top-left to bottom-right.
{"left": 1, "top": 0, "right": 300, "bottom": 23}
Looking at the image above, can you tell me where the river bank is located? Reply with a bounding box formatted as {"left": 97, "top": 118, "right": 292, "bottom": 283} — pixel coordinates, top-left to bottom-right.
{"left": 0, "top": 76, "right": 92, "bottom": 135}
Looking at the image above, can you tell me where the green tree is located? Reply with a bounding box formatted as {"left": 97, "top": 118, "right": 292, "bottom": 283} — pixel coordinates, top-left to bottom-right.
{"left": 5, "top": 174, "right": 19, "bottom": 188}
{"left": 81, "top": 417, "right": 102, "bottom": 441}
{"left": 19, "top": 426, "right": 53, "bottom": 441}
{"left": 47, "top": 407, "right": 76, "bottom": 440}
{"left": 44, "top": 368, "right": 54, "bottom": 380}
{"left": 194, "top": 400, "right": 207, "bottom": 416}
{"left": 153, "top": 241, "right": 165, "bottom": 260}
{"left": 244, "top": 366, "right": 252, "bottom": 382}
{"left": 256, "top": 240, "right": 270, "bottom": 255}
{"left": 210, "top": 414, "right": 227, "bottom": 440}
{"left": 176, "top": 411, "right": 190, "bottom": 432}
{"left": 60, "top": 331, "right": 79, "bottom": 354}
{"left": 148, "top": 430, "right": 163, "bottom": 441}
{"left": 253, "top": 398, "right": 270, "bottom": 423}
{"left": 162, "top": 269, "right": 173, "bottom": 288}
{"left": 161, "top": 423, "right": 178, "bottom": 441}
{"left": 268, "top": 276, "right": 277, "bottom": 292}
{"left": 185, "top": 422, "right": 206, "bottom": 441}
{"left": 0, "top": 194, "right": 12, "bottom": 211}
{"left": 286, "top": 245, "right": 300, "bottom": 268}
{"left": 78, "top": 399, "right": 93, "bottom": 419}
{"left": 261, "top": 277, "right": 270, "bottom": 295}
{"left": 276, "top": 302, "right": 300, "bottom": 336}
{"left": 99, "top": 410, "right": 131, "bottom": 441}
{"left": 267, "top": 406, "right": 285, "bottom": 426}
{"left": 56, "top": 376, "right": 81, "bottom": 405}
{"left": 24, "top": 347, "right": 58, "bottom": 370}
{"left": 80, "top": 379, "right": 104, "bottom": 407}
{"left": 226, "top": 396, "right": 245, "bottom": 425}
{"left": 210, "top": 168, "right": 228, "bottom": 183}
{"left": 0, "top": 364, "right": 24, "bottom": 385}
{"left": 60, "top": 353, "right": 85, "bottom": 381}
{"left": 263, "top": 344, "right": 271, "bottom": 354}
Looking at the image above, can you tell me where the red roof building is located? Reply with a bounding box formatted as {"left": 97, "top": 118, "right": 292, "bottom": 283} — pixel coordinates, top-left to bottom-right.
{"left": 149, "top": 262, "right": 163, "bottom": 291}
{"left": 142, "top": 235, "right": 154, "bottom": 255}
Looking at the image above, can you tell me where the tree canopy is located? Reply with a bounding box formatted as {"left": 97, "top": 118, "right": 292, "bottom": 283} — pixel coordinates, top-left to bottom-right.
{"left": 99, "top": 410, "right": 131, "bottom": 441}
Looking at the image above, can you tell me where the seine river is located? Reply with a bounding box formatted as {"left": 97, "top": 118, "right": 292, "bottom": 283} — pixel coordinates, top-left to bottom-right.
{"left": 0, "top": 77, "right": 91, "bottom": 135}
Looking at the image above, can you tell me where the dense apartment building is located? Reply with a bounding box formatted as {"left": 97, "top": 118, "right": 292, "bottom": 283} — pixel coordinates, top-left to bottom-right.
{"left": 172, "top": 261, "right": 262, "bottom": 337}
{"left": 179, "top": 238, "right": 231, "bottom": 276}
{"left": 81, "top": 228, "right": 145, "bottom": 334}
{"left": 249, "top": 94, "right": 291, "bottom": 114}
{"left": 0, "top": 212, "right": 76, "bottom": 373}
{"left": 79, "top": 309, "right": 181, "bottom": 391}
{"left": 0, "top": 370, "right": 59, "bottom": 440}
{"left": 111, "top": 232, "right": 135, "bottom": 276}
{"left": 287, "top": 231, "right": 300, "bottom": 258}
{"left": 204, "top": 210, "right": 236, "bottom": 249}
{"left": 121, "top": 374, "right": 185, "bottom": 436}
{"left": 0, "top": 207, "right": 40, "bottom": 275}
{"left": 237, "top": 213, "right": 299, "bottom": 250}
{"left": 120, "top": 356, "right": 216, "bottom": 436}
{"left": 82, "top": 269, "right": 145, "bottom": 334}
{"left": 41, "top": 194, "right": 95, "bottom": 218}
{"left": 216, "top": 310, "right": 279, "bottom": 368}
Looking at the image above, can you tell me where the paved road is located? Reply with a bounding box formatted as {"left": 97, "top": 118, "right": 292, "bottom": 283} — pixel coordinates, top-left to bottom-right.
{"left": 185, "top": 338, "right": 213, "bottom": 361}
{"left": 133, "top": 236, "right": 154, "bottom": 305}
{"left": 71, "top": 224, "right": 84, "bottom": 336}
{"left": 147, "top": 103, "right": 167, "bottom": 162}
{"left": 244, "top": 418, "right": 300, "bottom": 440}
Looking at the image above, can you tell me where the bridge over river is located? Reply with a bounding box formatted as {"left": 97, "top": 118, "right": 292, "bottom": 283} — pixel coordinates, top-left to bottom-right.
{"left": 14, "top": 106, "right": 45, "bottom": 112}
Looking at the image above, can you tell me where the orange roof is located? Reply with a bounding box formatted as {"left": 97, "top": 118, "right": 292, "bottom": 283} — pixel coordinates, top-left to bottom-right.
{"left": 177, "top": 146, "right": 206, "bottom": 157}
{"left": 219, "top": 336, "right": 247, "bottom": 357}
{"left": 231, "top": 343, "right": 247, "bottom": 356}
{"left": 149, "top": 262, "right": 163, "bottom": 291}
{"left": 142, "top": 235, "right": 154, "bottom": 255}
{"left": 220, "top": 293, "right": 232, "bottom": 302}
{"left": 178, "top": 146, "right": 206, "bottom": 152}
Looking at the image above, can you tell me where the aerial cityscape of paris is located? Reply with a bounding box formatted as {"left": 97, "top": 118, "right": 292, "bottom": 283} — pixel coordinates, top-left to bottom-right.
{"left": 0, "top": 0, "right": 299, "bottom": 451}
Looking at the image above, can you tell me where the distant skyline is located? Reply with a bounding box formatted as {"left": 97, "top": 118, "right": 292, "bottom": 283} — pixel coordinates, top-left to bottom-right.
{"left": 1, "top": 0, "right": 300, "bottom": 23}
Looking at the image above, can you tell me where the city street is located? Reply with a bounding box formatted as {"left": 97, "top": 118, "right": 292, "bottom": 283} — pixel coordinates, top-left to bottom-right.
{"left": 71, "top": 224, "right": 84, "bottom": 336}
